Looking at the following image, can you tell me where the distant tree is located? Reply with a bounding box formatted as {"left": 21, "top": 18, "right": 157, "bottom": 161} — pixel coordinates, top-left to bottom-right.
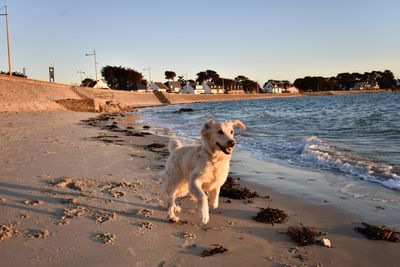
{"left": 81, "top": 78, "right": 96, "bottom": 87}
{"left": 377, "top": 70, "right": 396, "bottom": 89}
{"left": 101, "top": 65, "right": 143, "bottom": 90}
{"left": 177, "top": 75, "right": 186, "bottom": 86}
{"left": 196, "top": 71, "right": 208, "bottom": 84}
{"left": 196, "top": 70, "right": 220, "bottom": 84}
{"left": 293, "top": 76, "right": 334, "bottom": 92}
{"left": 234, "top": 75, "right": 258, "bottom": 93}
{"left": 205, "top": 70, "right": 219, "bottom": 84}
{"left": 234, "top": 75, "right": 248, "bottom": 86}
{"left": 165, "top": 71, "right": 176, "bottom": 81}
{"left": 218, "top": 78, "right": 235, "bottom": 92}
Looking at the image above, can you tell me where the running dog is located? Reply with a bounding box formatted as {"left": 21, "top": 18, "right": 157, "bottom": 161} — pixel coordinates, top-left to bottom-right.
{"left": 162, "top": 119, "right": 245, "bottom": 224}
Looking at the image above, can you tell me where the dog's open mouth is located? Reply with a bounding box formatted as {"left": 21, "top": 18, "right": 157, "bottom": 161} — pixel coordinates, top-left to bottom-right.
{"left": 216, "top": 142, "right": 233, "bottom": 155}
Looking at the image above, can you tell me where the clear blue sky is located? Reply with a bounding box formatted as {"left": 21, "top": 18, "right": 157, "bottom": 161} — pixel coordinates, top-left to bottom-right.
{"left": 2, "top": 0, "right": 399, "bottom": 85}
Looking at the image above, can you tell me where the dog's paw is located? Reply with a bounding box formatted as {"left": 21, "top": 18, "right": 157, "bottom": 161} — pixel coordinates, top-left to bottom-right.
{"left": 167, "top": 215, "right": 180, "bottom": 223}
{"left": 211, "top": 202, "right": 218, "bottom": 209}
{"left": 199, "top": 212, "right": 209, "bottom": 225}
{"left": 174, "top": 206, "right": 182, "bottom": 213}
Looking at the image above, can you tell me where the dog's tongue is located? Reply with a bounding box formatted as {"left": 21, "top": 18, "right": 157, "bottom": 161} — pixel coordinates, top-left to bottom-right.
{"left": 217, "top": 143, "right": 231, "bottom": 155}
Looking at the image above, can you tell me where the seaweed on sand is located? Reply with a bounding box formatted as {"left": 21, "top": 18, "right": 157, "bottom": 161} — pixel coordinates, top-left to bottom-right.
{"left": 253, "top": 207, "right": 288, "bottom": 225}
{"left": 201, "top": 245, "right": 228, "bottom": 257}
{"left": 287, "top": 225, "right": 325, "bottom": 246}
{"left": 355, "top": 222, "right": 399, "bottom": 242}
{"left": 220, "top": 176, "right": 259, "bottom": 199}
{"left": 146, "top": 143, "right": 166, "bottom": 150}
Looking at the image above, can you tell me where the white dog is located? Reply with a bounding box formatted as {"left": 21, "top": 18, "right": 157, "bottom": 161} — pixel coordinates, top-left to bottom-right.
{"left": 162, "top": 119, "right": 245, "bottom": 224}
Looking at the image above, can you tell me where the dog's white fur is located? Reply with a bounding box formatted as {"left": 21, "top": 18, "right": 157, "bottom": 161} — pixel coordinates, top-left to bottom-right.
{"left": 162, "top": 119, "right": 245, "bottom": 224}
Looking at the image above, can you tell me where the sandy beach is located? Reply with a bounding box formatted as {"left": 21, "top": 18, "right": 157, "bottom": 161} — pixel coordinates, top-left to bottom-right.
{"left": 0, "top": 110, "right": 398, "bottom": 267}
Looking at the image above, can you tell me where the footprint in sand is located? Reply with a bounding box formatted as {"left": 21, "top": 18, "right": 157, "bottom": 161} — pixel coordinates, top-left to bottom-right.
{"left": 93, "top": 232, "right": 116, "bottom": 245}
{"left": 23, "top": 200, "right": 44, "bottom": 206}
{"left": 28, "top": 229, "right": 53, "bottom": 239}
{"left": 0, "top": 224, "right": 20, "bottom": 241}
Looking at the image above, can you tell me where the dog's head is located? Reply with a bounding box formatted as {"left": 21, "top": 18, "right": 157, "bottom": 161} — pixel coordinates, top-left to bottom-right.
{"left": 201, "top": 119, "right": 245, "bottom": 155}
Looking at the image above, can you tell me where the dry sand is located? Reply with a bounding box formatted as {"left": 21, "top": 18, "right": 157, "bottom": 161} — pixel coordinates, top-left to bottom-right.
{"left": 0, "top": 110, "right": 399, "bottom": 267}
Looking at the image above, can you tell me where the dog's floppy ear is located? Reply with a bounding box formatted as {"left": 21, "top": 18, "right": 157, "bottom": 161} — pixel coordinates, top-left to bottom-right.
{"left": 230, "top": 120, "right": 245, "bottom": 130}
{"left": 201, "top": 119, "right": 215, "bottom": 140}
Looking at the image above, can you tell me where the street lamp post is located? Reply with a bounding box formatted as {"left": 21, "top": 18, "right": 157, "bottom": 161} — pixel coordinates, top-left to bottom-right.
{"left": 85, "top": 49, "right": 98, "bottom": 83}
{"left": 143, "top": 66, "right": 151, "bottom": 89}
{"left": 0, "top": 5, "right": 12, "bottom": 76}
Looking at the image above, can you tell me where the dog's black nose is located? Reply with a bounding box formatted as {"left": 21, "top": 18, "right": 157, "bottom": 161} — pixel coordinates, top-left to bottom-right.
{"left": 227, "top": 140, "right": 236, "bottom": 147}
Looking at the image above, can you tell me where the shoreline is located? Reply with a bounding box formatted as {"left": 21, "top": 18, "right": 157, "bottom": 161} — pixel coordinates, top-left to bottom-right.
{"left": 0, "top": 111, "right": 399, "bottom": 266}
{"left": 231, "top": 150, "right": 400, "bottom": 228}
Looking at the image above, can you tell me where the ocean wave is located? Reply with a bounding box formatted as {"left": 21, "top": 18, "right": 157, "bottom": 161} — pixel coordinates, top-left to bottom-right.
{"left": 301, "top": 136, "right": 400, "bottom": 190}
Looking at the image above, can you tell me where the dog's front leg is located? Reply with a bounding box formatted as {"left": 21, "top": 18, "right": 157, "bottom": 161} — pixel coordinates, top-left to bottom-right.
{"left": 189, "top": 178, "right": 209, "bottom": 225}
{"left": 208, "top": 188, "right": 220, "bottom": 209}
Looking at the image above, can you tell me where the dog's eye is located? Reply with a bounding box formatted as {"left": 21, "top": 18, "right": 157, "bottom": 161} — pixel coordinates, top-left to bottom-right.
{"left": 231, "top": 130, "right": 233, "bottom": 134}
{"left": 218, "top": 130, "right": 224, "bottom": 135}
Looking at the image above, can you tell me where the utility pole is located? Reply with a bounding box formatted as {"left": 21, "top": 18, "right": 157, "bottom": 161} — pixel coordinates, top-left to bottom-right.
{"left": 143, "top": 66, "right": 151, "bottom": 82}
{"left": 143, "top": 66, "right": 151, "bottom": 89}
{"left": 0, "top": 5, "right": 12, "bottom": 75}
{"left": 85, "top": 49, "right": 98, "bottom": 83}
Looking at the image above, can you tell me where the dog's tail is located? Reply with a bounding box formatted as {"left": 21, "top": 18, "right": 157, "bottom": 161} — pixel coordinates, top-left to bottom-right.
{"left": 168, "top": 138, "right": 182, "bottom": 153}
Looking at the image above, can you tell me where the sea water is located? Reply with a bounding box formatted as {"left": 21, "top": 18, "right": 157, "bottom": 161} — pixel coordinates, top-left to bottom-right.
{"left": 138, "top": 92, "right": 400, "bottom": 219}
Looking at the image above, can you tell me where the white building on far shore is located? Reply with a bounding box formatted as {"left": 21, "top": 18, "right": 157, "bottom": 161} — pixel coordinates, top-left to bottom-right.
{"left": 262, "top": 80, "right": 299, "bottom": 93}
{"left": 203, "top": 82, "right": 224, "bottom": 94}
{"left": 182, "top": 83, "right": 204, "bottom": 94}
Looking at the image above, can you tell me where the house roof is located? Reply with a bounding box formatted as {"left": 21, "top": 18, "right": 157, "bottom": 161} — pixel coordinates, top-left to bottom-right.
{"left": 167, "top": 81, "right": 182, "bottom": 89}
{"left": 154, "top": 82, "right": 168, "bottom": 89}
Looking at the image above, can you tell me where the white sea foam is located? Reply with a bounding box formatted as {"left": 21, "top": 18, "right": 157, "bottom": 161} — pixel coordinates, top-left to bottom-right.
{"left": 301, "top": 136, "right": 400, "bottom": 190}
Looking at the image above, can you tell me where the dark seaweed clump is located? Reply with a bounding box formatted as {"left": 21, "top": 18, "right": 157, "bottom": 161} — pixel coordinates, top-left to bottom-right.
{"left": 176, "top": 108, "right": 195, "bottom": 113}
{"left": 146, "top": 143, "right": 166, "bottom": 150}
{"left": 253, "top": 207, "right": 288, "bottom": 225}
{"left": 220, "top": 177, "right": 259, "bottom": 199}
{"left": 201, "top": 246, "right": 228, "bottom": 257}
{"left": 355, "top": 223, "right": 399, "bottom": 242}
{"left": 287, "top": 226, "right": 325, "bottom": 246}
